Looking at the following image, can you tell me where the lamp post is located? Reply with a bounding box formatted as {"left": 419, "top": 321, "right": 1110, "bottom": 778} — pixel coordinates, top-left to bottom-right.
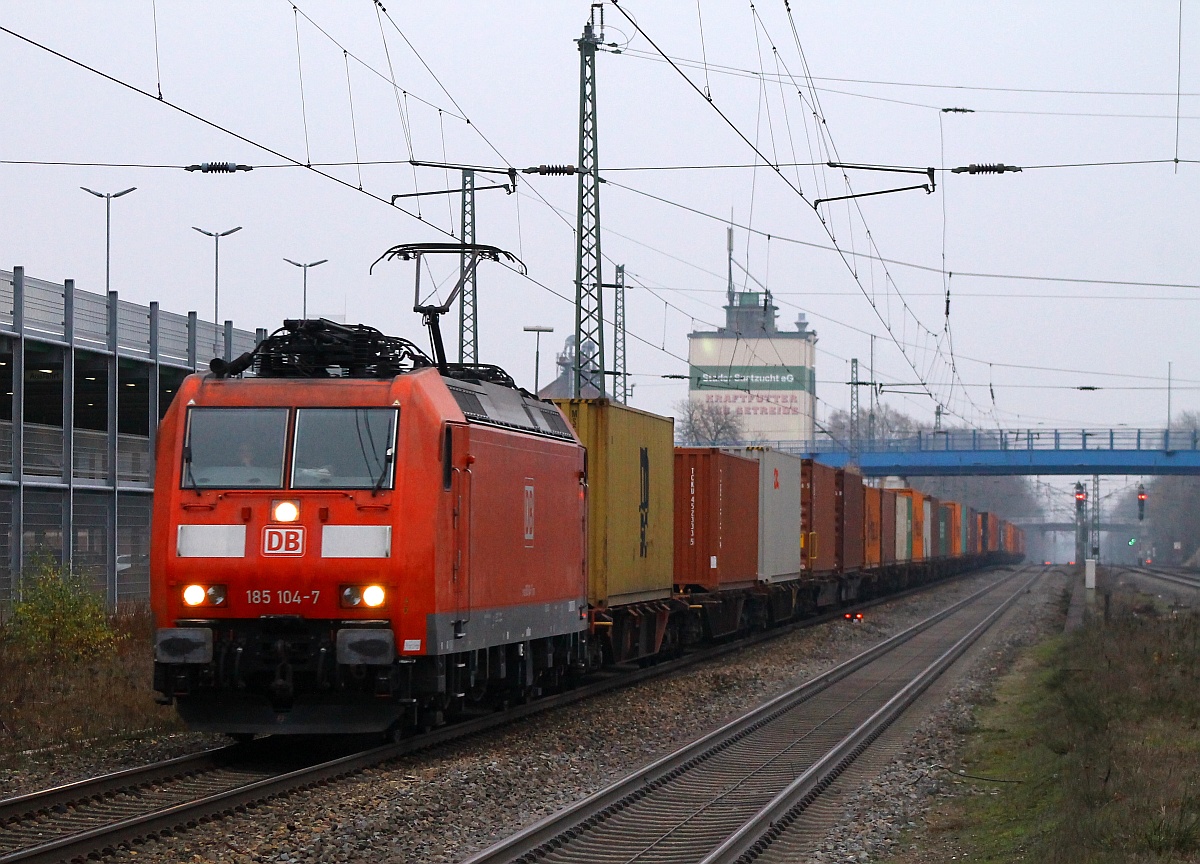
{"left": 192, "top": 226, "right": 242, "bottom": 355}
{"left": 80, "top": 186, "right": 136, "bottom": 294}
{"left": 283, "top": 258, "right": 328, "bottom": 319}
{"left": 523, "top": 326, "right": 554, "bottom": 394}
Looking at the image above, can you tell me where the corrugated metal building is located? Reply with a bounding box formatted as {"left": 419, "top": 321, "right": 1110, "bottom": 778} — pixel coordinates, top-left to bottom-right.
{"left": 0, "top": 266, "right": 263, "bottom": 609}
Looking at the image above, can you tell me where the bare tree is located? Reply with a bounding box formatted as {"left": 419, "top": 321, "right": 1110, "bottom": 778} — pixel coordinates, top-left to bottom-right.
{"left": 675, "top": 398, "right": 745, "bottom": 446}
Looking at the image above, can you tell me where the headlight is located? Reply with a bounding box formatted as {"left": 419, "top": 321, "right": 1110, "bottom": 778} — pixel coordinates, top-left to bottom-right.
{"left": 362, "top": 585, "right": 386, "bottom": 607}
{"left": 272, "top": 500, "right": 300, "bottom": 523}
{"left": 341, "top": 584, "right": 386, "bottom": 608}
{"left": 182, "top": 584, "right": 226, "bottom": 607}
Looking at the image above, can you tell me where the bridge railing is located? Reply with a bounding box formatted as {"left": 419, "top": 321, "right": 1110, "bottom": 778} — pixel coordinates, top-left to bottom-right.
{"left": 762, "top": 428, "right": 1200, "bottom": 454}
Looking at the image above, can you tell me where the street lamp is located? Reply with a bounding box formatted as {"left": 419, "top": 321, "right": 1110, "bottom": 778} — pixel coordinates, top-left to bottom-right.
{"left": 192, "top": 225, "right": 242, "bottom": 356}
{"left": 283, "top": 257, "right": 328, "bottom": 320}
{"left": 80, "top": 186, "right": 136, "bottom": 294}
{"left": 523, "top": 326, "right": 554, "bottom": 394}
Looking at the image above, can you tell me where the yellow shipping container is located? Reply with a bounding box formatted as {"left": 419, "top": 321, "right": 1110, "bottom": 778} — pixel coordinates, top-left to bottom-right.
{"left": 552, "top": 399, "right": 674, "bottom": 607}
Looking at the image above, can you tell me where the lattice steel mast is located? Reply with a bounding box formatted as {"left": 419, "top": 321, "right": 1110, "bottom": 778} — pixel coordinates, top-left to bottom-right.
{"left": 613, "top": 263, "right": 627, "bottom": 403}
{"left": 458, "top": 168, "right": 477, "bottom": 364}
{"left": 574, "top": 7, "right": 605, "bottom": 397}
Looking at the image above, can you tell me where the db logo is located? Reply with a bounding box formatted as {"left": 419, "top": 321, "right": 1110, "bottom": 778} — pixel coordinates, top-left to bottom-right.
{"left": 263, "top": 526, "right": 305, "bottom": 556}
{"left": 523, "top": 480, "right": 535, "bottom": 548}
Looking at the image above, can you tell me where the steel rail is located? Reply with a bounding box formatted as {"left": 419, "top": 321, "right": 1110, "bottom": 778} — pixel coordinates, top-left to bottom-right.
{"left": 0, "top": 566, "right": 1010, "bottom": 864}
{"left": 1128, "top": 565, "right": 1200, "bottom": 592}
{"left": 0, "top": 747, "right": 239, "bottom": 826}
{"left": 703, "top": 567, "right": 1042, "bottom": 863}
{"left": 460, "top": 565, "right": 1033, "bottom": 864}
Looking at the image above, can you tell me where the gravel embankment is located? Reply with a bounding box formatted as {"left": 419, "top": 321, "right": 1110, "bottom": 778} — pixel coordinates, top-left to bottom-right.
{"left": 805, "top": 567, "right": 1069, "bottom": 863}
{"left": 2, "top": 567, "right": 1035, "bottom": 864}
{"left": 0, "top": 731, "right": 227, "bottom": 800}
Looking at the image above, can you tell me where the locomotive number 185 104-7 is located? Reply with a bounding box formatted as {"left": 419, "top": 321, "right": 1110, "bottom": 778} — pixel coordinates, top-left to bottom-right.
{"left": 245, "top": 589, "right": 320, "bottom": 605}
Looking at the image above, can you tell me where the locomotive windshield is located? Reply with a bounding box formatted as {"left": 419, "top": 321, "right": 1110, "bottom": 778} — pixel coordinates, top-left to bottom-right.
{"left": 183, "top": 408, "right": 288, "bottom": 488}
{"left": 292, "top": 408, "right": 397, "bottom": 489}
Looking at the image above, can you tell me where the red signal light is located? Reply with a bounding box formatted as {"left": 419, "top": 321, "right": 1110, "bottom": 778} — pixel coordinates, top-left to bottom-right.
{"left": 1137, "top": 492, "right": 1147, "bottom": 501}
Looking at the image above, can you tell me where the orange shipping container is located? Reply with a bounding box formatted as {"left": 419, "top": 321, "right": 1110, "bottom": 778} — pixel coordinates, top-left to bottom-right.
{"left": 944, "top": 502, "right": 965, "bottom": 556}
{"left": 838, "top": 470, "right": 865, "bottom": 572}
{"left": 673, "top": 448, "right": 760, "bottom": 591}
{"left": 880, "top": 489, "right": 898, "bottom": 564}
{"left": 863, "top": 486, "right": 882, "bottom": 568}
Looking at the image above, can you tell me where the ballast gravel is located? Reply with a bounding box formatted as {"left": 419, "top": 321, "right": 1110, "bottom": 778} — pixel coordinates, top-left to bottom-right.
{"left": 1, "top": 568, "right": 1044, "bottom": 864}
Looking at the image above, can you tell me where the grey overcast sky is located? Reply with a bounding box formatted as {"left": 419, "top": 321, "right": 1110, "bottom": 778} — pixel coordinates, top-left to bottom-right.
{"left": 1, "top": 2, "right": 1196, "bottom": 436}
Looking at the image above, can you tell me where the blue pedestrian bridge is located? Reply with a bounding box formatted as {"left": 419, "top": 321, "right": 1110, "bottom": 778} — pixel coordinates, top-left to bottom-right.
{"left": 763, "top": 428, "right": 1200, "bottom": 476}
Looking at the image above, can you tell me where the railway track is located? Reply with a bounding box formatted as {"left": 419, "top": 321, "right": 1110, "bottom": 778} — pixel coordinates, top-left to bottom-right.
{"left": 0, "top": 566, "right": 1016, "bottom": 864}
{"left": 463, "top": 565, "right": 1040, "bottom": 864}
{"left": 1124, "top": 564, "right": 1200, "bottom": 592}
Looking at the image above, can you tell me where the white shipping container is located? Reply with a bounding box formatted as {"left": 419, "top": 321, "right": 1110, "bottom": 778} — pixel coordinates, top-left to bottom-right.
{"left": 895, "top": 495, "right": 912, "bottom": 562}
{"left": 922, "top": 498, "right": 933, "bottom": 560}
{"left": 728, "top": 448, "right": 802, "bottom": 582}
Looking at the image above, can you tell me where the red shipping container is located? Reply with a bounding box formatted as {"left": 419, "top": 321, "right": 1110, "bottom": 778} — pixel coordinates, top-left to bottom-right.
{"left": 838, "top": 469, "right": 865, "bottom": 572}
{"left": 674, "top": 448, "right": 760, "bottom": 591}
{"left": 880, "top": 489, "right": 897, "bottom": 564}
{"left": 801, "top": 459, "right": 839, "bottom": 575}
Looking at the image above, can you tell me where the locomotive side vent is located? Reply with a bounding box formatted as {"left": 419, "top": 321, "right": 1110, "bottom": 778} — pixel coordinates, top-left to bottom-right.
{"left": 447, "top": 386, "right": 489, "bottom": 419}
{"left": 540, "top": 408, "right": 573, "bottom": 436}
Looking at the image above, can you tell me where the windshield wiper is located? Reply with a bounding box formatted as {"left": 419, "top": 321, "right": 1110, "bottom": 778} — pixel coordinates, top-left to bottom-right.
{"left": 372, "top": 447, "right": 394, "bottom": 497}
{"left": 183, "top": 445, "right": 200, "bottom": 495}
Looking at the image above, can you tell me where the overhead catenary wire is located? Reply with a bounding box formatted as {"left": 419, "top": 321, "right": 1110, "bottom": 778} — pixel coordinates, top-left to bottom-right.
{"left": 609, "top": 0, "right": 968, "bottom": 425}
{"left": 0, "top": 17, "right": 827, "bottom": 430}
{"left": 292, "top": 5, "right": 312, "bottom": 166}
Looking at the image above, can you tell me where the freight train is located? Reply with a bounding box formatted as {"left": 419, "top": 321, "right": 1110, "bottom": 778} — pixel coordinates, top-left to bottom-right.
{"left": 150, "top": 314, "right": 1022, "bottom": 737}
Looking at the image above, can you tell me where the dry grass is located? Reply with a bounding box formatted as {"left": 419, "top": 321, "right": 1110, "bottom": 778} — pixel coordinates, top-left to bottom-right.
{"left": 0, "top": 602, "right": 182, "bottom": 756}
{"left": 926, "top": 596, "right": 1200, "bottom": 863}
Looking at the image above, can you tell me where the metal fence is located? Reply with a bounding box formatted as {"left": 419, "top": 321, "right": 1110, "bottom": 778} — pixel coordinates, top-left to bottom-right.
{"left": 767, "top": 428, "right": 1200, "bottom": 454}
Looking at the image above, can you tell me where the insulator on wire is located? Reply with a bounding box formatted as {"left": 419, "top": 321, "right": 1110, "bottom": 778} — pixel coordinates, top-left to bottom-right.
{"left": 185, "top": 162, "right": 253, "bottom": 173}
{"left": 950, "top": 163, "right": 1022, "bottom": 175}
{"left": 522, "top": 164, "right": 576, "bottom": 175}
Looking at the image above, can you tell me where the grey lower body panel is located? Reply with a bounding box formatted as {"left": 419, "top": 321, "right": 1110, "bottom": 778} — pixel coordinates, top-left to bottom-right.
{"left": 426, "top": 598, "right": 586, "bottom": 654}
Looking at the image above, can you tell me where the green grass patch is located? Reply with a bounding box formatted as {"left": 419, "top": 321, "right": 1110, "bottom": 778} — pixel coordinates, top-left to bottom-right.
{"left": 0, "top": 558, "right": 181, "bottom": 756}
{"left": 931, "top": 598, "right": 1200, "bottom": 863}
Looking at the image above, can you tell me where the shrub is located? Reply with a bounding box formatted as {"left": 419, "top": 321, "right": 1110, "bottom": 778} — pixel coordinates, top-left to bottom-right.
{"left": 3, "top": 554, "right": 119, "bottom": 663}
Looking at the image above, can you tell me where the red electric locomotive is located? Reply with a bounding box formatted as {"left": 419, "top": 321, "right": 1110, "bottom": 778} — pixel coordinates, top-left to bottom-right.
{"left": 151, "top": 246, "right": 587, "bottom": 736}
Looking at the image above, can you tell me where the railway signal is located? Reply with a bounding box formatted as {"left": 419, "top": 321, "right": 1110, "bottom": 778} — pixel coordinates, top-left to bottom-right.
{"left": 1137, "top": 484, "right": 1147, "bottom": 521}
{"left": 1074, "top": 482, "right": 1087, "bottom": 512}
